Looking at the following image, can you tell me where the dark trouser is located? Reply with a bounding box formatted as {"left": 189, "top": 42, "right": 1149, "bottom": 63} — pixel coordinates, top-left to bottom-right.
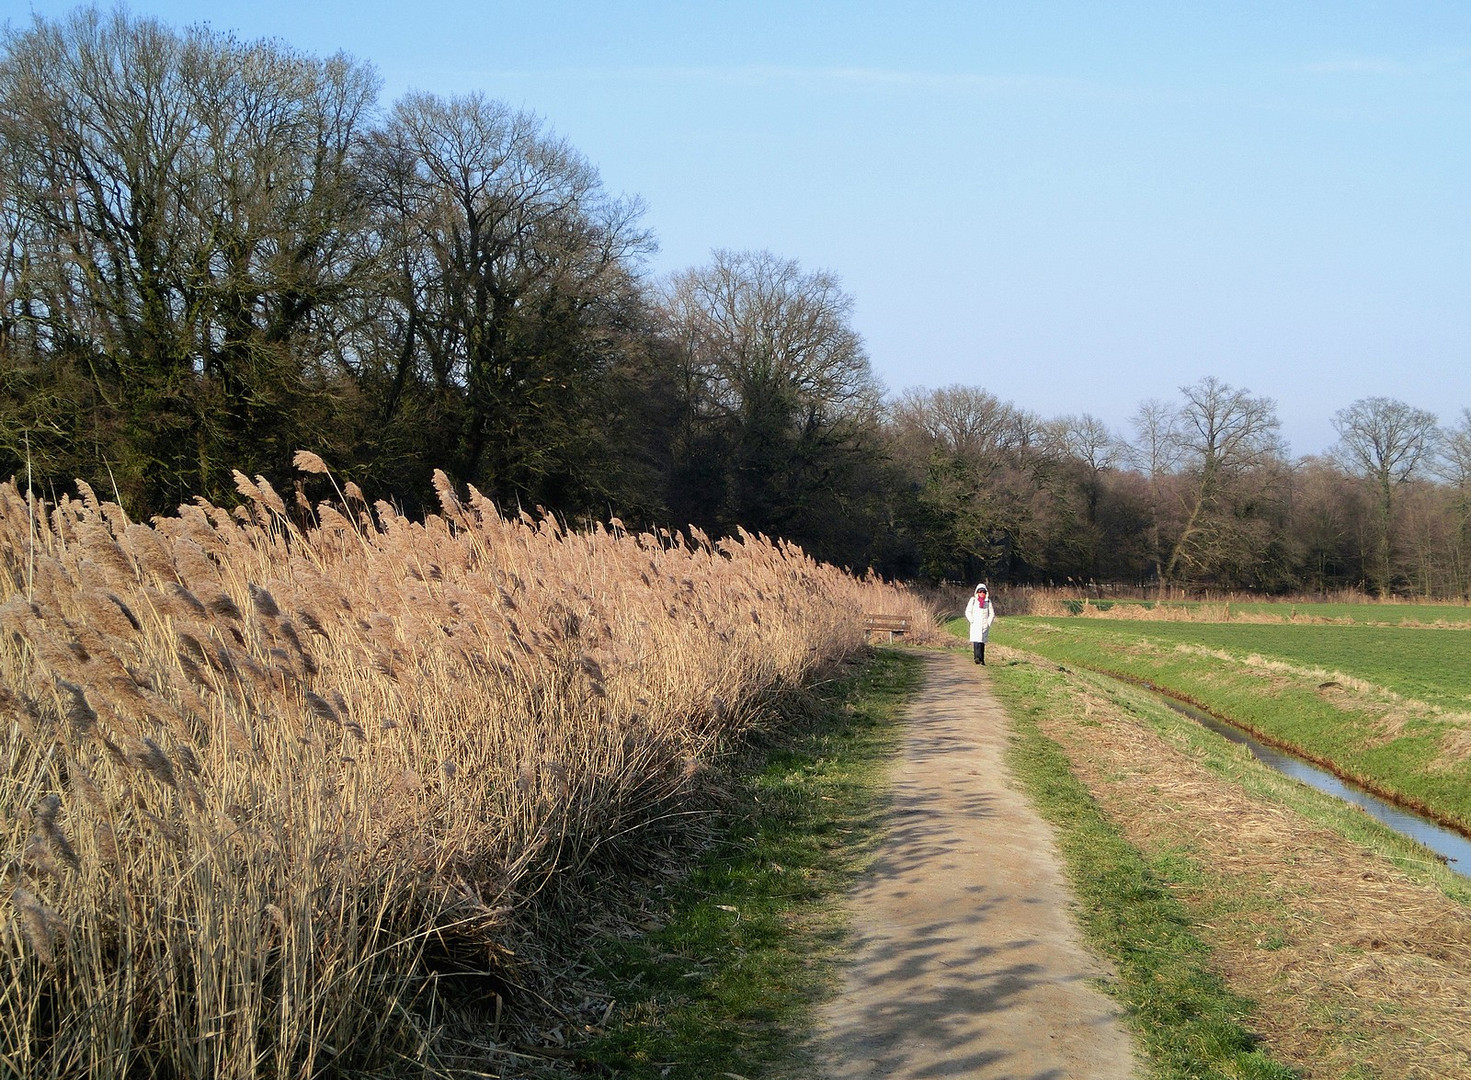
{"left": 972, "top": 641, "right": 985, "bottom": 664}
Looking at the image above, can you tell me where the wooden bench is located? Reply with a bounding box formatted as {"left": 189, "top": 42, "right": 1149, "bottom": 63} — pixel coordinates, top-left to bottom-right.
{"left": 862, "top": 613, "right": 912, "bottom": 641}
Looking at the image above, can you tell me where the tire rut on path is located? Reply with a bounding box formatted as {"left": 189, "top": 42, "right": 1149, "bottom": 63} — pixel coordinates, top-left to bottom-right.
{"left": 813, "top": 650, "right": 1137, "bottom": 1079}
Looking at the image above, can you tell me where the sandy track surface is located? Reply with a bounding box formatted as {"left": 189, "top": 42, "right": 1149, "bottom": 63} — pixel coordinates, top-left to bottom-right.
{"left": 813, "top": 650, "right": 1136, "bottom": 1079}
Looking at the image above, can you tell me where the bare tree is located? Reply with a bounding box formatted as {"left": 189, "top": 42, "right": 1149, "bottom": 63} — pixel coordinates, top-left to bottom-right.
{"left": 1126, "top": 398, "right": 1184, "bottom": 479}
{"left": 1332, "top": 396, "right": 1439, "bottom": 596}
{"left": 1440, "top": 410, "right": 1471, "bottom": 598}
{"left": 1435, "top": 408, "right": 1471, "bottom": 489}
{"left": 363, "top": 90, "right": 653, "bottom": 503}
{"left": 890, "top": 384, "right": 1021, "bottom": 464}
{"left": 0, "top": 7, "right": 378, "bottom": 510}
{"left": 1164, "top": 377, "right": 1285, "bottom": 584}
{"left": 884, "top": 385, "right": 1041, "bottom": 579}
{"left": 662, "top": 249, "right": 875, "bottom": 422}
{"left": 1031, "top": 414, "right": 1125, "bottom": 577}
{"left": 658, "top": 250, "right": 880, "bottom": 546}
{"left": 1127, "top": 397, "right": 1184, "bottom": 582}
{"left": 1043, "top": 413, "right": 1123, "bottom": 473}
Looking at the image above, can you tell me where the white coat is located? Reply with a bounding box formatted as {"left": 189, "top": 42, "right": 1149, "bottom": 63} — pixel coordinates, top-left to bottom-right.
{"left": 965, "top": 590, "right": 996, "bottom": 643}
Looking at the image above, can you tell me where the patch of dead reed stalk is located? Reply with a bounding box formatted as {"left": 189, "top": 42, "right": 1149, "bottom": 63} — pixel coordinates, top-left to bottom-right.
{"left": 0, "top": 466, "right": 936, "bottom": 1078}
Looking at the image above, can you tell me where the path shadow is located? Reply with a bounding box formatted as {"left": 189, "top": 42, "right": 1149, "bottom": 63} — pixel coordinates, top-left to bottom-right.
{"left": 815, "top": 651, "right": 1130, "bottom": 1080}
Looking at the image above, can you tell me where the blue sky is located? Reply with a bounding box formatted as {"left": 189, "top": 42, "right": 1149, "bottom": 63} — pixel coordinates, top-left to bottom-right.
{"left": 10, "top": 1, "right": 1470, "bottom": 456}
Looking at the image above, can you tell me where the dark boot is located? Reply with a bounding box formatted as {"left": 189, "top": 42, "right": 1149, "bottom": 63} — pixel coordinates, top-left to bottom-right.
{"left": 972, "top": 642, "right": 982, "bottom": 664}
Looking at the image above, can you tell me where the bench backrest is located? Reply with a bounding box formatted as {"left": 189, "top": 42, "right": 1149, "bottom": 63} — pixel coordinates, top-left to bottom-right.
{"left": 862, "top": 613, "right": 911, "bottom": 631}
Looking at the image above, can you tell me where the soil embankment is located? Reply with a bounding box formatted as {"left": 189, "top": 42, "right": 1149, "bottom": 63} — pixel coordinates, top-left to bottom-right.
{"left": 813, "top": 650, "right": 1137, "bottom": 1079}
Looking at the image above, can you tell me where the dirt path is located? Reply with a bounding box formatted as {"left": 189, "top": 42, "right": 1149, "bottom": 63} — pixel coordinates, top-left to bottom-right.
{"left": 813, "top": 650, "right": 1137, "bottom": 1079}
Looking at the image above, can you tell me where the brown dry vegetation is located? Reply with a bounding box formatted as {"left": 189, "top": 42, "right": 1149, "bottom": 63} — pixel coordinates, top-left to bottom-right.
{"left": 1007, "top": 647, "right": 1471, "bottom": 1079}
{"left": 0, "top": 459, "right": 937, "bottom": 1078}
{"left": 1012, "top": 593, "right": 1307, "bottom": 623}
{"left": 1002, "top": 586, "right": 1471, "bottom": 626}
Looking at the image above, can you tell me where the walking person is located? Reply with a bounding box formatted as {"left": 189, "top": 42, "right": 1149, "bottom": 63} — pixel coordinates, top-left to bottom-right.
{"left": 965, "top": 583, "right": 996, "bottom": 664}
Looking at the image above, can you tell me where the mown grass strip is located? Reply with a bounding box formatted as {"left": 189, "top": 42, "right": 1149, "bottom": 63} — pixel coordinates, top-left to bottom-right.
{"left": 987, "top": 657, "right": 1298, "bottom": 1080}
{"left": 576, "top": 647, "right": 924, "bottom": 1079}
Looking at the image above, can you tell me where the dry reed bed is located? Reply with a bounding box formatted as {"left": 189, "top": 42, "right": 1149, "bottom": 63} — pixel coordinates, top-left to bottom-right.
{"left": 0, "top": 459, "right": 936, "bottom": 1078}
{"left": 1012, "top": 594, "right": 1284, "bottom": 622}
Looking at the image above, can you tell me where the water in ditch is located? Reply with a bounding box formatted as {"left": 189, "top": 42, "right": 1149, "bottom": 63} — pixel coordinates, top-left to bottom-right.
{"left": 1152, "top": 694, "right": 1471, "bottom": 880}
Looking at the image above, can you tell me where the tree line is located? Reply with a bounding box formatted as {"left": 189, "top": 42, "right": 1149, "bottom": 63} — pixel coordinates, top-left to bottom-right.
{"left": 3, "top": 8, "right": 1469, "bottom": 598}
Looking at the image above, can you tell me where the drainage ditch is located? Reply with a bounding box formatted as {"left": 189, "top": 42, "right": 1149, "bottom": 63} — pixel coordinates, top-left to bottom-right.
{"left": 1145, "top": 690, "right": 1471, "bottom": 880}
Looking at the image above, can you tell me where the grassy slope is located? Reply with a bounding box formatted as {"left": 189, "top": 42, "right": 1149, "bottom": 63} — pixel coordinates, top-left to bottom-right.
{"left": 991, "top": 617, "right": 1471, "bottom": 831}
{"left": 933, "top": 616, "right": 1471, "bottom": 1076}
{"left": 989, "top": 651, "right": 1471, "bottom": 1079}
{"left": 988, "top": 657, "right": 1297, "bottom": 1080}
{"left": 1021, "top": 619, "right": 1471, "bottom": 708}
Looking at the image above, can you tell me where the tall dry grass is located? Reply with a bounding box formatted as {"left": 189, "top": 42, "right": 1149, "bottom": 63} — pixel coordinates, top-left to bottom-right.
{"left": 0, "top": 458, "right": 936, "bottom": 1078}
{"left": 998, "top": 584, "right": 1470, "bottom": 621}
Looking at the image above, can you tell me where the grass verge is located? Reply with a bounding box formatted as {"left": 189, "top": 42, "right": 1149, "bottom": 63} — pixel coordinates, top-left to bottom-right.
{"left": 573, "top": 647, "right": 924, "bottom": 1078}
{"left": 987, "top": 656, "right": 1299, "bottom": 1080}
{"left": 986, "top": 650, "right": 1471, "bottom": 1075}
{"left": 993, "top": 617, "right": 1471, "bottom": 832}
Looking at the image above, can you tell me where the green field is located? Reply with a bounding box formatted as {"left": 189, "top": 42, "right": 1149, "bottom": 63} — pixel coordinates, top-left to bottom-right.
{"left": 1008, "top": 619, "right": 1471, "bottom": 709}
{"left": 971, "top": 616, "right": 1471, "bottom": 832}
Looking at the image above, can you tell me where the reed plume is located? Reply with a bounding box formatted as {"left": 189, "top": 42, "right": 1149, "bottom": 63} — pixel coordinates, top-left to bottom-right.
{"left": 0, "top": 464, "right": 937, "bottom": 1078}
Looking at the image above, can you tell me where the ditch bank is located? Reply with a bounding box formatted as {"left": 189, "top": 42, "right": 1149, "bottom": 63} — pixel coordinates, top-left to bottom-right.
{"left": 1156, "top": 692, "right": 1471, "bottom": 878}
{"left": 1061, "top": 660, "right": 1471, "bottom": 851}
{"left": 991, "top": 649, "right": 1471, "bottom": 1078}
